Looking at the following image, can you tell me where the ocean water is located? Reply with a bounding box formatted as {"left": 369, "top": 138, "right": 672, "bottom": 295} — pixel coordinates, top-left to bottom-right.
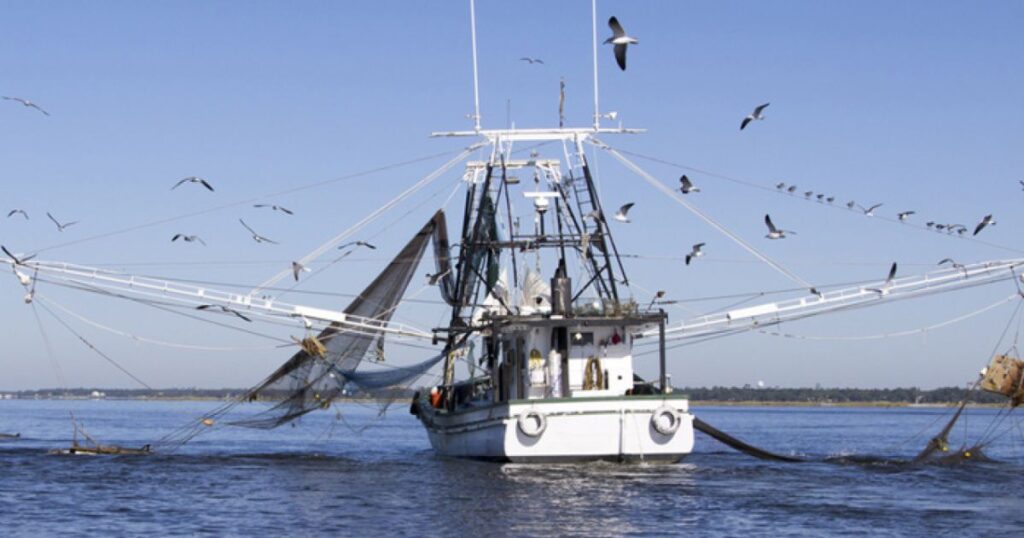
{"left": 1, "top": 399, "right": 1021, "bottom": 536}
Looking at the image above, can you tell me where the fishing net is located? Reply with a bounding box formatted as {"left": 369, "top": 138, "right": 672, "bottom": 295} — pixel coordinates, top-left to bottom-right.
{"left": 230, "top": 211, "right": 448, "bottom": 429}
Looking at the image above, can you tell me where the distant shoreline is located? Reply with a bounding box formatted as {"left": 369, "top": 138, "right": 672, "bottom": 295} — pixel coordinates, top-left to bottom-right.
{"left": 0, "top": 394, "right": 1002, "bottom": 408}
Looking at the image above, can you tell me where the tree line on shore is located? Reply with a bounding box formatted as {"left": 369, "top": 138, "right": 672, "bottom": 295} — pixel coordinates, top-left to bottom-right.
{"left": 5, "top": 386, "right": 1005, "bottom": 404}
{"left": 681, "top": 386, "right": 1004, "bottom": 404}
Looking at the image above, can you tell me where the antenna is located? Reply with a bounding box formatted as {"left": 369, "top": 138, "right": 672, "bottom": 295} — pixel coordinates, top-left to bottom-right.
{"left": 469, "top": 0, "right": 482, "bottom": 132}
{"left": 591, "top": 0, "right": 600, "bottom": 130}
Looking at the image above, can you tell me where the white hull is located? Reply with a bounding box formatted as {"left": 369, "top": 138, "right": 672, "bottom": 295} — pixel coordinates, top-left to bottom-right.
{"left": 417, "top": 395, "right": 694, "bottom": 462}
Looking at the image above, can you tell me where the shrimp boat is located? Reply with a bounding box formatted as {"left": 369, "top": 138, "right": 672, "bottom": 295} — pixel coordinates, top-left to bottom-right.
{"left": 407, "top": 131, "right": 693, "bottom": 462}
{"left": 4, "top": 2, "right": 1023, "bottom": 462}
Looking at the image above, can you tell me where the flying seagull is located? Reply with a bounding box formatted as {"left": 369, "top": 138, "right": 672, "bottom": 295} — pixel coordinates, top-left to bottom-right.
{"left": 604, "top": 16, "right": 638, "bottom": 71}
{"left": 613, "top": 203, "right": 635, "bottom": 223}
{"left": 973, "top": 214, "right": 996, "bottom": 236}
{"left": 740, "top": 103, "right": 769, "bottom": 130}
{"left": 239, "top": 219, "right": 278, "bottom": 244}
{"left": 685, "top": 243, "right": 705, "bottom": 265}
{"left": 897, "top": 211, "right": 915, "bottom": 222}
{"left": 46, "top": 212, "right": 78, "bottom": 232}
{"left": 171, "top": 234, "right": 206, "bottom": 246}
{"left": 582, "top": 209, "right": 603, "bottom": 222}
{"left": 857, "top": 203, "right": 883, "bottom": 217}
{"left": 2, "top": 96, "right": 49, "bottom": 116}
{"left": 196, "top": 304, "right": 252, "bottom": 323}
{"left": 519, "top": 57, "right": 544, "bottom": 64}
{"left": 7, "top": 209, "right": 28, "bottom": 220}
{"left": 172, "top": 176, "right": 214, "bottom": 192}
{"left": 867, "top": 262, "right": 898, "bottom": 295}
{"left": 253, "top": 204, "right": 293, "bottom": 215}
{"left": 291, "top": 261, "right": 310, "bottom": 282}
{"left": 1, "top": 245, "right": 36, "bottom": 265}
{"left": 337, "top": 240, "right": 377, "bottom": 251}
{"left": 764, "top": 214, "right": 795, "bottom": 239}
{"left": 679, "top": 175, "right": 700, "bottom": 194}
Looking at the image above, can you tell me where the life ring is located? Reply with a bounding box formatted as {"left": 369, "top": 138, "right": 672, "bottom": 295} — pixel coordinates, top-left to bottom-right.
{"left": 517, "top": 409, "right": 547, "bottom": 437}
{"left": 651, "top": 405, "right": 681, "bottom": 435}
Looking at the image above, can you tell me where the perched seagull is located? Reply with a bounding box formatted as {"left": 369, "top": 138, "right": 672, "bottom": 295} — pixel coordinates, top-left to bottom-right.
{"left": 787, "top": 185, "right": 798, "bottom": 194}
{"left": 646, "top": 290, "right": 666, "bottom": 310}
{"left": 935, "top": 224, "right": 946, "bottom": 231}
{"left": 973, "top": 214, "right": 996, "bottom": 236}
{"left": 1, "top": 245, "right": 36, "bottom": 265}
{"left": 46, "top": 212, "right": 78, "bottom": 232}
{"left": 1019, "top": 180, "right": 1024, "bottom": 191}
{"left": 803, "top": 191, "right": 814, "bottom": 199}
{"left": 519, "top": 57, "right": 544, "bottom": 64}
{"left": 897, "top": 211, "right": 915, "bottom": 222}
{"left": 846, "top": 201, "right": 856, "bottom": 210}
{"left": 337, "top": 240, "right": 377, "bottom": 251}
{"left": 764, "top": 214, "right": 795, "bottom": 239}
{"left": 685, "top": 243, "right": 705, "bottom": 265}
{"left": 604, "top": 16, "right": 638, "bottom": 71}
{"left": 613, "top": 203, "right": 635, "bottom": 223}
{"left": 826, "top": 197, "right": 835, "bottom": 204}
{"left": 7, "top": 209, "right": 28, "bottom": 220}
{"left": 679, "top": 175, "right": 700, "bottom": 194}
{"left": 239, "top": 219, "right": 278, "bottom": 244}
{"left": 171, "top": 234, "right": 206, "bottom": 246}
{"left": 2, "top": 96, "right": 49, "bottom": 116}
{"left": 291, "top": 261, "right": 310, "bottom": 282}
{"left": 740, "top": 103, "right": 769, "bottom": 130}
{"left": 867, "top": 262, "right": 898, "bottom": 295}
{"left": 816, "top": 194, "right": 825, "bottom": 202}
{"left": 196, "top": 304, "right": 252, "bottom": 322}
{"left": 775, "top": 182, "right": 786, "bottom": 190}
{"left": 426, "top": 268, "right": 452, "bottom": 286}
{"left": 172, "top": 176, "right": 214, "bottom": 192}
{"left": 938, "top": 257, "right": 967, "bottom": 272}
{"left": 857, "top": 203, "right": 882, "bottom": 216}
{"left": 926, "top": 221, "right": 936, "bottom": 228}
{"left": 253, "top": 204, "right": 293, "bottom": 215}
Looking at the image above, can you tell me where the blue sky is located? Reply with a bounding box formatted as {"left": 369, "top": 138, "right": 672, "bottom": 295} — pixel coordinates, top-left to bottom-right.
{"left": 1, "top": 1, "right": 1022, "bottom": 390}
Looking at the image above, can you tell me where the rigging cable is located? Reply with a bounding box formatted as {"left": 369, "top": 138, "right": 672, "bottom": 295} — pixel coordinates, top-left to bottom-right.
{"left": 38, "top": 293, "right": 279, "bottom": 352}
{"left": 35, "top": 297, "right": 153, "bottom": 389}
{"left": 756, "top": 293, "right": 1021, "bottom": 341}
{"left": 613, "top": 147, "right": 1024, "bottom": 257}
{"left": 252, "top": 142, "right": 486, "bottom": 295}
{"left": 594, "top": 139, "right": 819, "bottom": 292}
{"left": 34, "top": 148, "right": 468, "bottom": 256}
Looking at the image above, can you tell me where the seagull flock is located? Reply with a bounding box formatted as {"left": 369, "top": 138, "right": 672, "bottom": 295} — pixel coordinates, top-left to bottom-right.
{"left": 3, "top": 16, "right": 1015, "bottom": 302}
{"left": 1, "top": 172, "right": 377, "bottom": 287}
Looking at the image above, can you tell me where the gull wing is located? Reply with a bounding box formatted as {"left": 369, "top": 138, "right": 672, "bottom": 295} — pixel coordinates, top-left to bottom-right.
{"left": 764, "top": 214, "right": 777, "bottom": 233}
{"left": 613, "top": 43, "right": 628, "bottom": 71}
{"left": 608, "top": 16, "right": 626, "bottom": 38}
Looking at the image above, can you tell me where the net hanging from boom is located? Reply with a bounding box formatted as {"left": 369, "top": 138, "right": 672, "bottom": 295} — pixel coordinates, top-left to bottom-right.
{"left": 232, "top": 211, "right": 449, "bottom": 429}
